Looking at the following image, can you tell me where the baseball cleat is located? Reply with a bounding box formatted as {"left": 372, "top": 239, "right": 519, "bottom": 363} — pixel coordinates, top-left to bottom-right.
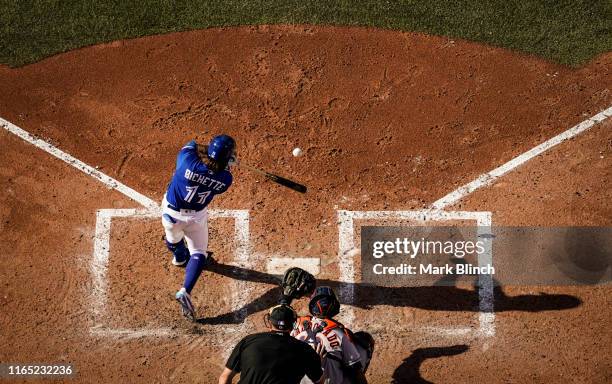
{"left": 204, "top": 251, "right": 215, "bottom": 265}
{"left": 175, "top": 288, "right": 197, "bottom": 321}
{"left": 172, "top": 256, "right": 188, "bottom": 267}
{"left": 164, "top": 237, "right": 190, "bottom": 267}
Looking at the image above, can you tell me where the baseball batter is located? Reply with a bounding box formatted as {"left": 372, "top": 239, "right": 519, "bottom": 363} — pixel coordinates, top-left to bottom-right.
{"left": 162, "top": 134, "right": 236, "bottom": 321}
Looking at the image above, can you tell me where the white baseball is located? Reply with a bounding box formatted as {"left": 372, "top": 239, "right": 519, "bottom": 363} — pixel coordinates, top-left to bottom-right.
{"left": 292, "top": 147, "right": 303, "bottom": 157}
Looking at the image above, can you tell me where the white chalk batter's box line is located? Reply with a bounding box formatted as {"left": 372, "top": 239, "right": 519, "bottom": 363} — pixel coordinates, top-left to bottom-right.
{"left": 337, "top": 210, "right": 495, "bottom": 337}
{"left": 89, "top": 207, "right": 254, "bottom": 338}
{"left": 89, "top": 207, "right": 494, "bottom": 339}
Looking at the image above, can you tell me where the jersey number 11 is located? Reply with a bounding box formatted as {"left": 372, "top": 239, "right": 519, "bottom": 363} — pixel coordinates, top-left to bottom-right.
{"left": 185, "top": 186, "right": 211, "bottom": 204}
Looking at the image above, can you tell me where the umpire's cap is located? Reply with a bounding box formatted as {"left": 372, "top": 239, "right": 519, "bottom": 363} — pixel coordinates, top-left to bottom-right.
{"left": 267, "top": 304, "right": 297, "bottom": 331}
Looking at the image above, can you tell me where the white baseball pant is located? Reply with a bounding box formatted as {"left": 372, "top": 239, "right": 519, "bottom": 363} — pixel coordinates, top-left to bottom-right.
{"left": 161, "top": 195, "right": 209, "bottom": 255}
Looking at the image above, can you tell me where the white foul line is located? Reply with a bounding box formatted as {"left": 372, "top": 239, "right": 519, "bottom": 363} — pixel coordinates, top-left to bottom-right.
{"left": 0, "top": 118, "right": 158, "bottom": 210}
{"left": 432, "top": 105, "right": 612, "bottom": 209}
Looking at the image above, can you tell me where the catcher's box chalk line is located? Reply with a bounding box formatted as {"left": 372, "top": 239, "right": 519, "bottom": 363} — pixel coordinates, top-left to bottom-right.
{"left": 267, "top": 257, "right": 320, "bottom": 275}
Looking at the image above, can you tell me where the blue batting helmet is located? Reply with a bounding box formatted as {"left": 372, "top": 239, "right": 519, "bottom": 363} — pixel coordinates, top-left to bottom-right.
{"left": 207, "top": 134, "right": 236, "bottom": 164}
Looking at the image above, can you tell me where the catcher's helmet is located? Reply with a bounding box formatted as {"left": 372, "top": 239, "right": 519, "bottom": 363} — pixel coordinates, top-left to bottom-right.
{"left": 309, "top": 286, "right": 340, "bottom": 318}
{"left": 207, "top": 134, "right": 236, "bottom": 164}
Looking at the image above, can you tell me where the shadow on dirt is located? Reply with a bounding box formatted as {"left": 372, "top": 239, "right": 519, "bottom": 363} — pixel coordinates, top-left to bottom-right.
{"left": 392, "top": 344, "right": 469, "bottom": 384}
{"left": 198, "top": 261, "right": 581, "bottom": 325}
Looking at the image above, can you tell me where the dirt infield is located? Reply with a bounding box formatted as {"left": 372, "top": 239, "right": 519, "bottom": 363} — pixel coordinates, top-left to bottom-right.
{"left": 0, "top": 25, "right": 610, "bottom": 383}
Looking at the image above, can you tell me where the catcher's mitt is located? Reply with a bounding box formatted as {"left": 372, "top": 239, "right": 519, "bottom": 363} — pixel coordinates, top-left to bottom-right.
{"left": 281, "top": 267, "right": 316, "bottom": 303}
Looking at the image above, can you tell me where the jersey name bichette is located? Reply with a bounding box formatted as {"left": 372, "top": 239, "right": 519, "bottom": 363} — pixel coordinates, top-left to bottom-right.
{"left": 184, "top": 169, "right": 227, "bottom": 191}
{"left": 165, "top": 141, "right": 233, "bottom": 212}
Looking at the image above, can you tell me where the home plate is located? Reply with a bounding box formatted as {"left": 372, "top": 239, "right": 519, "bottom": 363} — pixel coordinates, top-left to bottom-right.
{"left": 267, "top": 257, "right": 321, "bottom": 275}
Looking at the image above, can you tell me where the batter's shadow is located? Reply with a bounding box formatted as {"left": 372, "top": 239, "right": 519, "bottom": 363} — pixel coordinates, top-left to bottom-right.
{"left": 197, "top": 261, "right": 582, "bottom": 325}
{"left": 392, "top": 344, "right": 470, "bottom": 384}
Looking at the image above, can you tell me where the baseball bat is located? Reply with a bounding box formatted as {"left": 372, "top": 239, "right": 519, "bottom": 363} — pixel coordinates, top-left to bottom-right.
{"left": 237, "top": 162, "right": 307, "bottom": 194}
{"left": 197, "top": 146, "right": 307, "bottom": 193}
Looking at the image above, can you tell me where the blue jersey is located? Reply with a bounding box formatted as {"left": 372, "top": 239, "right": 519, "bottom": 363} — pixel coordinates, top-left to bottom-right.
{"left": 165, "top": 141, "right": 233, "bottom": 211}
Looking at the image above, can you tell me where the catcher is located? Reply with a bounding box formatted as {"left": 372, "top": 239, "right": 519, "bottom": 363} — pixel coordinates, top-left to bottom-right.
{"left": 292, "top": 286, "right": 375, "bottom": 384}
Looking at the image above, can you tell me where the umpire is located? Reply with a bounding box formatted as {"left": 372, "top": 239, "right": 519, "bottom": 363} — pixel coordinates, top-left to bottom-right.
{"left": 219, "top": 304, "right": 323, "bottom": 384}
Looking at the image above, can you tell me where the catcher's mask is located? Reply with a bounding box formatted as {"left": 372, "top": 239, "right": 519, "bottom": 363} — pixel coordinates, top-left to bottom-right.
{"left": 264, "top": 304, "right": 297, "bottom": 332}
{"left": 309, "top": 286, "right": 340, "bottom": 318}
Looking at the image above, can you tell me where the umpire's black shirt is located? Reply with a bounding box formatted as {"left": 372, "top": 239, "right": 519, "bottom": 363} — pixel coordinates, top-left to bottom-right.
{"left": 226, "top": 331, "right": 322, "bottom": 384}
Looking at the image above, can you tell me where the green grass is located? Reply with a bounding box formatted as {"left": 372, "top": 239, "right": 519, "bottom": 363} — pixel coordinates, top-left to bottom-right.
{"left": 0, "top": 0, "right": 610, "bottom": 67}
